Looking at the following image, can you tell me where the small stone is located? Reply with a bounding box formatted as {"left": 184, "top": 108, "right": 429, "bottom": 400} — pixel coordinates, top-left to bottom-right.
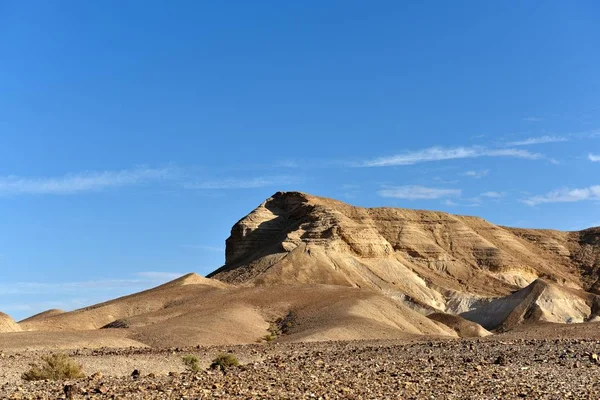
{"left": 63, "top": 384, "right": 77, "bottom": 399}
{"left": 95, "top": 385, "right": 109, "bottom": 394}
{"left": 89, "top": 371, "right": 103, "bottom": 380}
{"left": 493, "top": 355, "right": 507, "bottom": 366}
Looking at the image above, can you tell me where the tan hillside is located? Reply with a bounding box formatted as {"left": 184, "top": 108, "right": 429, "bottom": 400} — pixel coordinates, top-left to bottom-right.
{"left": 0, "top": 312, "right": 22, "bottom": 333}
{"left": 19, "top": 273, "right": 227, "bottom": 332}
{"left": 18, "top": 309, "right": 65, "bottom": 323}
{"left": 18, "top": 278, "right": 455, "bottom": 348}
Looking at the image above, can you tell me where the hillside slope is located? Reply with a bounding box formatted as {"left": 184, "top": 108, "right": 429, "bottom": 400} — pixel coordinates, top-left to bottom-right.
{"left": 18, "top": 277, "right": 455, "bottom": 348}
{"left": 0, "top": 312, "right": 21, "bottom": 333}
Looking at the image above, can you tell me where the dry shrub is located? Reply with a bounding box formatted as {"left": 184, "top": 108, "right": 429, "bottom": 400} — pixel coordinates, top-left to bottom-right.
{"left": 210, "top": 353, "right": 239, "bottom": 371}
{"left": 22, "top": 353, "right": 85, "bottom": 381}
{"left": 182, "top": 354, "right": 200, "bottom": 372}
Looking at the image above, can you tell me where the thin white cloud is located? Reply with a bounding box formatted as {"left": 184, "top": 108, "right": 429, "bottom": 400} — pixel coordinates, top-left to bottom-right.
{"left": 443, "top": 199, "right": 481, "bottom": 207}
{"left": 480, "top": 191, "right": 505, "bottom": 198}
{"left": 275, "top": 160, "right": 300, "bottom": 168}
{"left": 1, "top": 299, "right": 92, "bottom": 315}
{"left": 341, "top": 184, "right": 360, "bottom": 190}
{"left": 378, "top": 185, "right": 461, "bottom": 200}
{"left": 0, "top": 167, "right": 172, "bottom": 196}
{"left": 0, "top": 272, "right": 183, "bottom": 296}
{"left": 589, "top": 154, "right": 600, "bottom": 162}
{"left": 523, "top": 185, "right": 600, "bottom": 206}
{"left": 184, "top": 175, "right": 299, "bottom": 190}
{"left": 135, "top": 271, "right": 184, "bottom": 281}
{"left": 463, "top": 169, "right": 489, "bottom": 179}
{"left": 360, "top": 146, "right": 544, "bottom": 167}
{"left": 523, "top": 117, "right": 543, "bottom": 122}
{"left": 506, "top": 135, "right": 568, "bottom": 146}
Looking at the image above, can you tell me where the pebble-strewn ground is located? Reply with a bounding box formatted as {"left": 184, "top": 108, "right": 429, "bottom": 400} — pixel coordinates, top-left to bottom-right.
{"left": 3, "top": 338, "right": 600, "bottom": 399}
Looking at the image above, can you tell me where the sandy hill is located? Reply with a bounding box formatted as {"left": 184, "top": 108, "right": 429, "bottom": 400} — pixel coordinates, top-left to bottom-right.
{"left": 0, "top": 312, "right": 21, "bottom": 333}
{"left": 18, "top": 277, "right": 457, "bottom": 348}
{"left": 6, "top": 191, "right": 600, "bottom": 349}
{"left": 19, "top": 273, "right": 227, "bottom": 332}
{"left": 19, "top": 309, "right": 65, "bottom": 323}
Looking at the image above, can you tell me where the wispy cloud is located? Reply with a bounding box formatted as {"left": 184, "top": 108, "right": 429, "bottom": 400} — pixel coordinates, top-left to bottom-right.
{"left": 462, "top": 169, "right": 489, "bottom": 179}
{"left": 135, "top": 271, "right": 184, "bottom": 281}
{"left": 523, "top": 117, "right": 543, "bottom": 122}
{"left": 0, "top": 167, "right": 172, "bottom": 196}
{"left": 505, "top": 135, "right": 568, "bottom": 146}
{"left": 480, "top": 191, "right": 505, "bottom": 198}
{"left": 0, "top": 272, "right": 183, "bottom": 296}
{"left": 2, "top": 299, "right": 93, "bottom": 314}
{"left": 184, "top": 175, "right": 300, "bottom": 190}
{"left": 444, "top": 199, "right": 480, "bottom": 207}
{"left": 339, "top": 184, "right": 361, "bottom": 199}
{"left": 360, "top": 146, "right": 545, "bottom": 167}
{"left": 523, "top": 185, "right": 600, "bottom": 206}
{"left": 378, "top": 185, "right": 461, "bottom": 200}
{"left": 589, "top": 154, "right": 600, "bottom": 162}
{"left": 275, "top": 160, "right": 300, "bottom": 168}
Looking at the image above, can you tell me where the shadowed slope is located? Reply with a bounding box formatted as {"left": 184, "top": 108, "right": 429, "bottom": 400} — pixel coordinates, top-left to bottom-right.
{"left": 461, "top": 279, "right": 597, "bottom": 331}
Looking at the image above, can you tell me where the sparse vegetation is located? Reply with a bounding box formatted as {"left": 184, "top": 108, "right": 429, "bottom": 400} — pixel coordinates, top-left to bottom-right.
{"left": 261, "top": 310, "right": 297, "bottom": 342}
{"left": 263, "top": 333, "right": 276, "bottom": 342}
{"left": 21, "top": 353, "right": 85, "bottom": 381}
{"left": 182, "top": 355, "right": 200, "bottom": 372}
{"left": 100, "top": 319, "right": 130, "bottom": 329}
{"left": 210, "top": 353, "right": 239, "bottom": 371}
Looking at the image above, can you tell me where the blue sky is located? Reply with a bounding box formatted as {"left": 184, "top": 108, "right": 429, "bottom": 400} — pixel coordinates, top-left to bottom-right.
{"left": 1, "top": 1, "right": 599, "bottom": 320}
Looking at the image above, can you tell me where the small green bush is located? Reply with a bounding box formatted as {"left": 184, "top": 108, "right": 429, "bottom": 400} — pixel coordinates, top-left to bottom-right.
{"left": 263, "top": 333, "right": 276, "bottom": 342}
{"left": 261, "top": 310, "right": 297, "bottom": 342}
{"left": 22, "top": 353, "right": 85, "bottom": 381}
{"left": 182, "top": 354, "right": 200, "bottom": 372}
{"left": 209, "top": 353, "right": 239, "bottom": 371}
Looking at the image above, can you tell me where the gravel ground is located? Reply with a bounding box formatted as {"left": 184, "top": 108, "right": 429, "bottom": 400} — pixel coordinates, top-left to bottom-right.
{"left": 3, "top": 338, "right": 600, "bottom": 399}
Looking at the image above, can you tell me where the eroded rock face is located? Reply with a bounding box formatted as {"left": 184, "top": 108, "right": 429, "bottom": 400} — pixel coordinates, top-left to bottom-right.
{"left": 224, "top": 192, "right": 312, "bottom": 265}
{"left": 210, "top": 191, "right": 600, "bottom": 328}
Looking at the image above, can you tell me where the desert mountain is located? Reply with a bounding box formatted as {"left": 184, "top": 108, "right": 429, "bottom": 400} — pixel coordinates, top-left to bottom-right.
{"left": 209, "top": 191, "right": 600, "bottom": 329}
{"left": 6, "top": 191, "right": 600, "bottom": 349}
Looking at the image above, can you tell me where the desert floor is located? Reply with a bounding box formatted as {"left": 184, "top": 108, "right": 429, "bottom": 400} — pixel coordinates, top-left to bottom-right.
{"left": 2, "top": 323, "right": 600, "bottom": 399}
